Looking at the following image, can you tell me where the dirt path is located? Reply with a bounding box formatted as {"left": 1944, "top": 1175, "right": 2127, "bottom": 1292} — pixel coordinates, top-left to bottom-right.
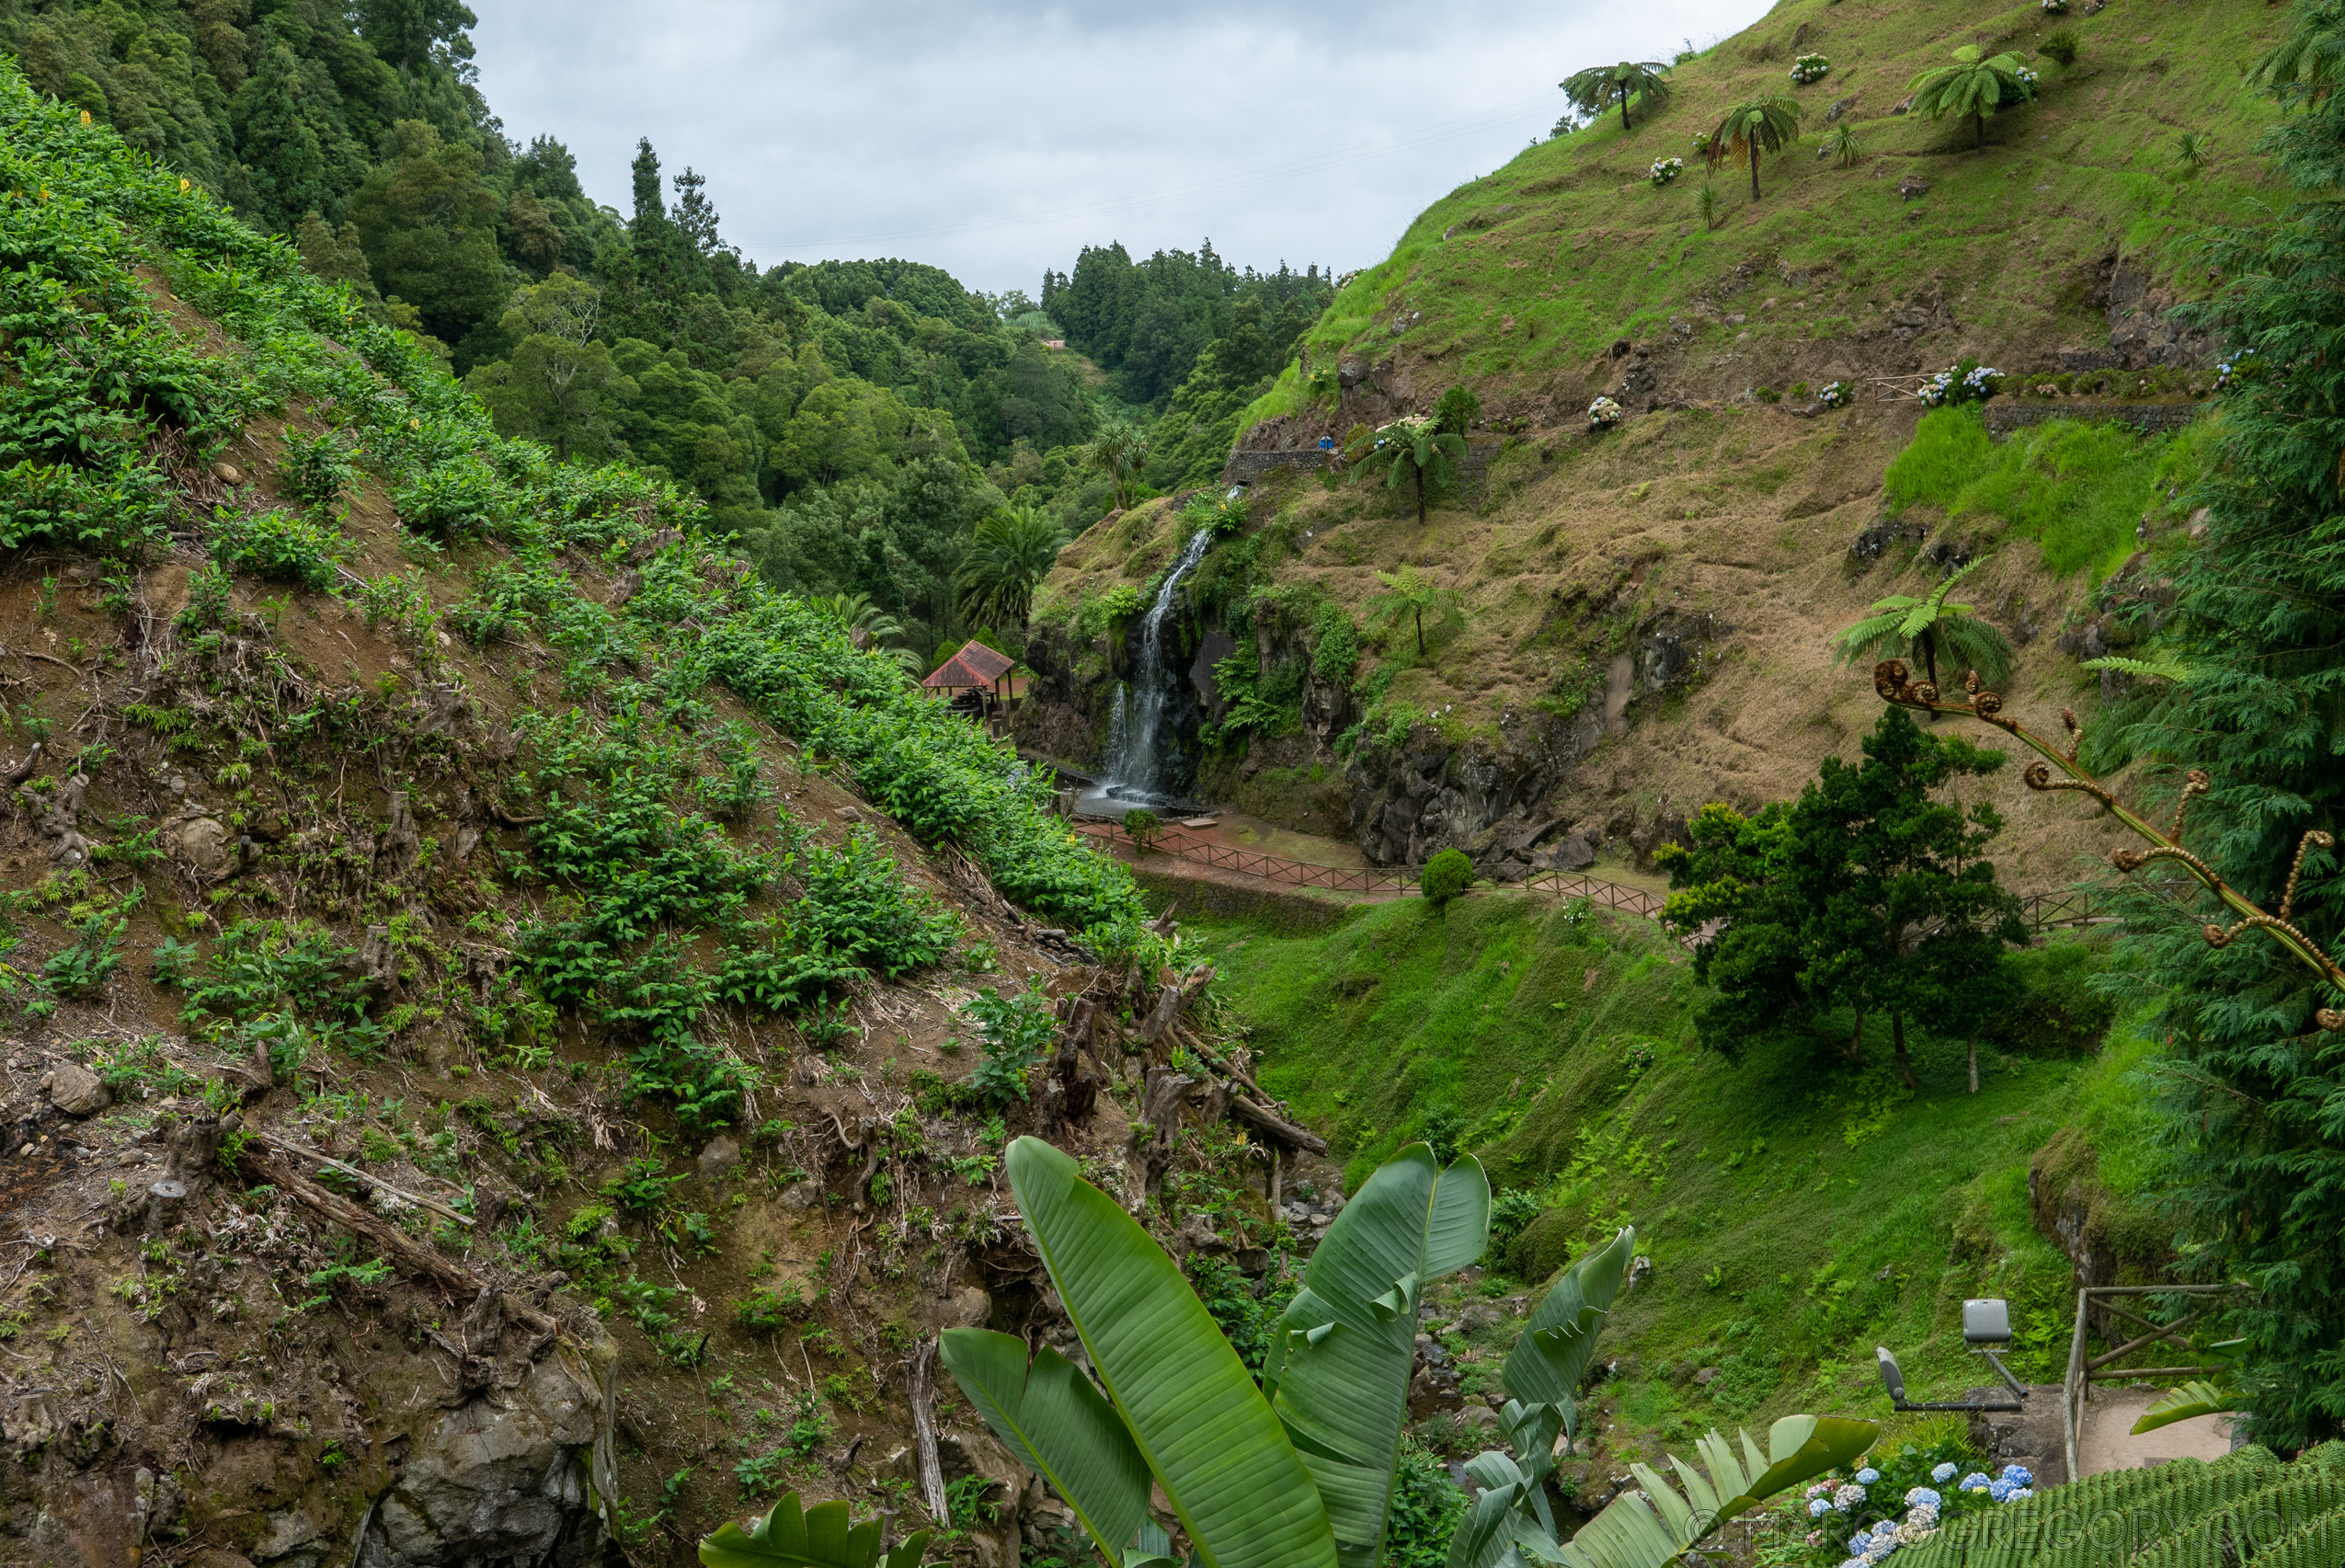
{"left": 2076, "top": 1386, "right": 2236, "bottom": 1477}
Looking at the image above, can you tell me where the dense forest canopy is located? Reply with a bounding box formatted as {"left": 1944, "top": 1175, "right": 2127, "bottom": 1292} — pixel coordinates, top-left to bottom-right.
{"left": 0, "top": 0, "right": 1330, "bottom": 664}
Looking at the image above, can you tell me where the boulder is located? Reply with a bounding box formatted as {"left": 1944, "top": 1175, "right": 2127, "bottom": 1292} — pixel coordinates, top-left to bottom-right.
{"left": 354, "top": 1353, "right": 607, "bottom": 1568}
{"left": 1545, "top": 833, "right": 1596, "bottom": 874}
{"left": 924, "top": 1284, "right": 992, "bottom": 1332}
{"left": 165, "top": 815, "right": 237, "bottom": 875}
{"left": 695, "top": 1136, "right": 740, "bottom": 1180}
{"left": 45, "top": 1061, "right": 109, "bottom": 1116}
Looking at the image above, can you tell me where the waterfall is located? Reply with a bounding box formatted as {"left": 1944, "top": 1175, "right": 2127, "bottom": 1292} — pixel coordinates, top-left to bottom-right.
{"left": 1098, "top": 527, "right": 1213, "bottom": 806}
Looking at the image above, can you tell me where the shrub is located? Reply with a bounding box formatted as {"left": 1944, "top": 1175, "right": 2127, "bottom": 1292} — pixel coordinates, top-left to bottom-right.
{"left": 736, "top": 1284, "right": 813, "bottom": 1334}
{"left": 1310, "top": 602, "right": 1360, "bottom": 684}
{"left": 394, "top": 455, "right": 511, "bottom": 540}
{"left": 1821, "top": 380, "right": 1854, "bottom": 409}
{"left": 1122, "top": 807, "right": 1161, "bottom": 852}
{"left": 1487, "top": 1187, "right": 1547, "bottom": 1247}
{"left": 1648, "top": 156, "right": 1685, "bottom": 188}
{"left": 1917, "top": 359, "right": 2005, "bottom": 407}
{"left": 211, "top": 508, "right": 350, "bottom": 589}
{"left": 1433, "top": 385, "right": 1482, "bottom": 436}
{"left": 1420, "top": 848, "right": 1475, "bottom": 906}
{"left": 278, "top": 427, "right": 357, "bottom": 508}
{"left": 2039, "top": 27, "right": 2079, "bottom": 65}
{"left": 964, "top": 981, "right": 1056, "bottom": 1104}
{"left": 1587, "top": 396, "right": 1625, "bottom": 430}
{"left": 1790, "top": 52, "right": 1830, "bottom": 86}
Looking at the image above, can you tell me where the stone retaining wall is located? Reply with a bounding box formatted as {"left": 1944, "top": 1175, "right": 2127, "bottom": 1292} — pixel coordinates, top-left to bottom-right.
{"left": 1222, "top": 437, "right": 1508, "bottom": 484}
{"left": 1985, "top": 401, "right": 2205, "bottom": 439}
{"left": 1223, "top": 449, "right": 1329, "bottom": 481}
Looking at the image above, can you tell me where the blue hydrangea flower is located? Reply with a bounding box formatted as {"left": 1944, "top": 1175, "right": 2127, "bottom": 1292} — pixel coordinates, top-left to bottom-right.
{"left": 2000, "top": 1465, "right": 2033, "bottom": 1487}
{"left": 1961, "top": 1472, "right": 1992, "bottom": 1493}
{"left": 1848, "top": 1531, "right": 1872, "bottom": 1553}
{"left": 1905, "top": 1486, "right": 1941, "bottom": 1509}
{"left": 1931, "top": 1462, "right": 1959, "bottom": 1484}
{"left": 2009, "top": 1488, "right": 2033, "bottom": 1502}
{"left": 1989, "top": 1479, "right": 2019, "bottom": 1503}
{"left": 1856, "top": 1468, "right": 1881, "bottom": 1485}
{"left": 1810, "top": 1498, "right": 1832, "bottom": 1518}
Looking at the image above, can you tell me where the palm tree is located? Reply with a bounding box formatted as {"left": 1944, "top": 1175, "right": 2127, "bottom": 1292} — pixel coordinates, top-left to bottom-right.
{"left": 954, "top": 505, "right": 1067, "bottom": 627}
{"left": 807, "top": 592, "right": 921, "bottom": 674}
{"left": 1085, "top": 421, "right": 1148, "bottom": 511}
{"left": 1832, "top": 557, "right": 2015, "bottom": 690}
{"left": 1365, "top": 567, "right": 1465, "bottom": 659}
{"left": 1706, "top": 97, "right": 1803, "bottom": 200}
{"left": 1905, "top": 45, "right": 2036, "bottom": 152}
{"left": 1348, "top": 416, "right": 1466, "bottom": 525}
{"left": 1560, "top": 61, "right": 1673, "bottom": 132}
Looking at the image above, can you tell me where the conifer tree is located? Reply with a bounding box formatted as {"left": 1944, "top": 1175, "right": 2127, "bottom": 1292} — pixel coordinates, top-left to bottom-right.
{"left": 2112, "top": 0, "right": 2345, "bottom": 1449}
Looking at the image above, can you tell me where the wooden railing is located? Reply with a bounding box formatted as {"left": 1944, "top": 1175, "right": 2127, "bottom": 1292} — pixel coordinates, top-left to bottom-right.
{"left": 2064, "top": 1284, "right": 2238, "bottom": 1482}
{"left": 1074, "top": 819, "right": 2121, "bottom": 935}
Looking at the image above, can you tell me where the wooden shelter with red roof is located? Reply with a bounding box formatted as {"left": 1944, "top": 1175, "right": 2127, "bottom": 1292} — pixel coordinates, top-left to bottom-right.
{"left": 921, "top": 640, "right": 1018, "bottom": 715}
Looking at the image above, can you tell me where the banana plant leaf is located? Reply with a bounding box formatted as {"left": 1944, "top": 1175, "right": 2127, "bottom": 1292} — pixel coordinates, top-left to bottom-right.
{"left": 1262, "top": 1145, "right": 1489, "bottom": 1568}
{"left": 700, "top": 1493, "right": 929, "bottom": 1568}
{"left": 2131, "top": 1378, "right": 2245, "bottom": 1435}
{"left": 938, "top": 1329, "right": 1150, "bottom": 1560}
{"left": 1502, "top": 1227, "right": 1637, "bottom": 1423}
{"left": 1005, "top": 1136, "right": 1339, "bottom": 1568}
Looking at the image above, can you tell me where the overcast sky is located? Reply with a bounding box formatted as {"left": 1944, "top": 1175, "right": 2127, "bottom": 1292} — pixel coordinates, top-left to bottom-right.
{"left": 471, "top": 0, "right": 1771, "bottom": 300}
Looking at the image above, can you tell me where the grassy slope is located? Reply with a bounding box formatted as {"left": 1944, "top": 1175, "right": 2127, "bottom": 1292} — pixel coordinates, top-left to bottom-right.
{"left": 0, "top": 67, "right": 1195, "bottom": 1568}
{"left": 1195, "top": 892, "right": 2166, "bottom": 1476}
{"left": 1032, "top": 0, "right": 2282, "bottom": 880}
{"left": 1260, "top": 0, "right": 2284, "bottom": 412}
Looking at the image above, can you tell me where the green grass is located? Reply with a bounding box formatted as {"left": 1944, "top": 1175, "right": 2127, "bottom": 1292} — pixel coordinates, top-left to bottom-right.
{"left": 1195, "top": 893, "right": 2154, "bottom": 1451}
{"left": 1245, "top": 0, "right": 2290, "bottom": 421}
{"left": 1884, "top": 406, "right": 2212, "bottom": 578}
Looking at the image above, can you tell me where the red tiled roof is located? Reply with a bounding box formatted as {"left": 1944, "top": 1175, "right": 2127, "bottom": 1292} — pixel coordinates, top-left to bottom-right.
{"left": 921, "top": 640, "right": 1016, "bottom": 689}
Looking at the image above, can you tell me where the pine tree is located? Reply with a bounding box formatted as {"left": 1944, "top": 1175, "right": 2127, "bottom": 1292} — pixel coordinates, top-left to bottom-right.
{"left": 2110, "top": 0, "right": 2345, "bottom": 1451}
{"left": 1660, "top": 709, "right": 2025, "bottom": 1090}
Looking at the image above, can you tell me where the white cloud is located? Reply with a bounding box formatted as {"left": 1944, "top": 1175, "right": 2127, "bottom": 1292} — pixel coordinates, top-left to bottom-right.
{"left": 471, "top": 0, "right": 1770, "bottom": 294}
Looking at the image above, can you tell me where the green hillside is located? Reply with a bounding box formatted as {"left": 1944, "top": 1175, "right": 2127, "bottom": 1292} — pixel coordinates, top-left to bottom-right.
{"left": 1191, "top": 895, "right": 2157, "bottom": 1476}
{"left": 1253, "top": 0, "right": 2285, "bottom": 422}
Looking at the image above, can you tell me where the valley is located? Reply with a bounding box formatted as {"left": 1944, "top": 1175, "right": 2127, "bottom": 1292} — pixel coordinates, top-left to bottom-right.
{"left": 6, "top": 0, "right": 2345, "bottom": 1565}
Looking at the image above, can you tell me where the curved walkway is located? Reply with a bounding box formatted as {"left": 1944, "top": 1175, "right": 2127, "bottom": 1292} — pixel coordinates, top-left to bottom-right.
{"left": 2075, "top": 1386, "right": 2235, "bottom": 1477}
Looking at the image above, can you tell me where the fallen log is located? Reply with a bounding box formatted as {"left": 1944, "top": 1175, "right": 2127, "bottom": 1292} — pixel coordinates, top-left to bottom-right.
{"left": 235, "top": 1147, "right": 561, "bottom": 1342}
{"left": 1229, "top": 1094, "right": 1329, "bottom": 1156}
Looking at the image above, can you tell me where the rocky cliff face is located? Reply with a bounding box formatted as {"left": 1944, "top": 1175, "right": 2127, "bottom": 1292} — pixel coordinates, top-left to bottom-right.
{"left": 1021, "top": 597, "right": 1720, "bottom": 870}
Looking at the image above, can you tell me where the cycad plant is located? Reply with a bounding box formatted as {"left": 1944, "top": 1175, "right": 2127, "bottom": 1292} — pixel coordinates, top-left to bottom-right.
{"left": 1825, "top": 120, "right": 1864, "bottom": 168}
{"left": 1832, "top": 557, "right": 2016, "bottom": 691}
{"left": 2171, "top": 130, "right": 2211, "bottom": 176}
{"left": 954, "top": 505, "right": 1067, "bottom": 627}
{"left": 1559, "top": 61, "right": 1673, "bottom": 131}
{"left": 1905, "top": 46, "right": 2037, "bottom": 152}
{"left": 1349, "top": 416, "right": 1466, "bottom": 524}
{"left": 1705, "top": 97, "right": 1803, "bottom": 200}
{"left": 1692, "top": 180, "right": 1723, "bottom": 230}
{"left": 895, "top": 1137, "right": 1874, "bottom": 1568}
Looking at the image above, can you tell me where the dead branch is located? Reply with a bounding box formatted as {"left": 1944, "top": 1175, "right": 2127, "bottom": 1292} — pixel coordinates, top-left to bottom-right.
{"left": 234, "top": 1146, "right": 559, "bottom": 1343}
{"left": 254, "top": 1135, "right": 474, "bottom": 1228}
